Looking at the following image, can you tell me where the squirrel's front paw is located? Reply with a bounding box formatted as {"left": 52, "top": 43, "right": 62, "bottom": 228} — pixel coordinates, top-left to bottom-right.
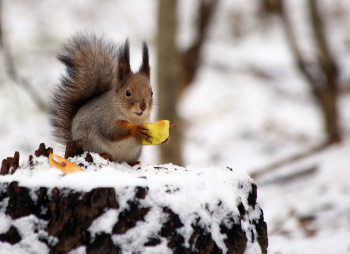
{"left": 134, "top": 125, "right": 152, "bottom": 144}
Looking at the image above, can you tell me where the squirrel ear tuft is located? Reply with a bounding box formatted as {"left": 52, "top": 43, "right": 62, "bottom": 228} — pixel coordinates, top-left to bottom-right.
{"left": 117, "top": 39, "right": 131, "bottom": 86}
{"left": 139, "top": 41, "right": 150, "bottom": 78}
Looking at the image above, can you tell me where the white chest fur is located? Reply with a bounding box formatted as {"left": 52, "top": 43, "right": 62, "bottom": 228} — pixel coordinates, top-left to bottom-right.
{"left": 101, "top": 115, "right": 150, "bottom": 163}
{"left": 102, "top": 137, "right": 142, "bottom": 163}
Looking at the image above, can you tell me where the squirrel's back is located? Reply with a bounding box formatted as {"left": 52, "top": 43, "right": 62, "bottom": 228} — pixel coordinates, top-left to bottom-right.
{"left": 50, "top": 32, "right": 119, "bottom": 144}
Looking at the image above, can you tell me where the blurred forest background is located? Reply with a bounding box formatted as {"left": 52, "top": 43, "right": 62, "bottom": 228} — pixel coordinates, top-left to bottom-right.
{"left": 0, "top": 0, "right": 350, "bottom": 253}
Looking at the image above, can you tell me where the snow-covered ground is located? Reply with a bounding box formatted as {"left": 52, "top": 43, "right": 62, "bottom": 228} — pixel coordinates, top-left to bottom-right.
{"left": 0, "top": 0, "right": 350, "bottom": 253}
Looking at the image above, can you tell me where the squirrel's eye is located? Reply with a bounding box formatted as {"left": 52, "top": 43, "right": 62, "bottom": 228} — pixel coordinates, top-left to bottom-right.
{"left": 126, "top": 90, "right": 131, "bottom": 96}
{"left": 151, "top": 91, "right": 153, "bottom": 97}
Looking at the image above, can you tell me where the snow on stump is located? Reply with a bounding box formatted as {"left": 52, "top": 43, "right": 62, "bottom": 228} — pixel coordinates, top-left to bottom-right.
{"left": 0, "top": 144, "right": 268, "bottom": 254}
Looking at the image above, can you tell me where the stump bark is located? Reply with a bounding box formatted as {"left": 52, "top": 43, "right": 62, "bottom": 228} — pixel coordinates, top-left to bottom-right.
{"left": 0, "top": 143, "right": 268, "bottom": 253}
{"left": 0, "top": 183, "right": 267, "bottom": 253}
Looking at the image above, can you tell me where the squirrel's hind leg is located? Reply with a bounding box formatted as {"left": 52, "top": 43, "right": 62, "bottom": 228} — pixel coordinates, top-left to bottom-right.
{"left": 99, "top": 153, "right": 140, "bottom": 167}
{"left": 128, "top": 161, "right": 140, "bottom": 167}
{"left": 99, "top": 153, "right": 114, "bottom": 161}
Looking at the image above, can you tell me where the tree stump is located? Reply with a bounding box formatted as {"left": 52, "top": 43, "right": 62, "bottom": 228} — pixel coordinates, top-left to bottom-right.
{"left": 0, "top": 144, "right": 268, "bottom": 253}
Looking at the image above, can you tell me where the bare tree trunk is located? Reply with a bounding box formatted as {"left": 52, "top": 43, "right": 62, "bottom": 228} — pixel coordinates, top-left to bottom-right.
{"left": 251, "top": 0, "right": 343, "bottom": 177}
{"left": 308, "top": 0, "right": 340, "bottom": 143}
{"left": 157, "top": 0, "right": 182, "bottom": 165}
{"left": 156, "top": 0, "right": 218, "bottom": 165}
{"left": 279, "top": 0, "right": 341, "bottom": 144}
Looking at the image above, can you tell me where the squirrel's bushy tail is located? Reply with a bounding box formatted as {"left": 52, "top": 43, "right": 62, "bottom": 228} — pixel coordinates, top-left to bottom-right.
{"left": 50, "top": 32, "right": 118, "bottom": 144}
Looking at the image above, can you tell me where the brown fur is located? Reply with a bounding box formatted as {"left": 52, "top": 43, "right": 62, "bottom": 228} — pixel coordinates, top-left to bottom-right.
{"left": 50, "top": 32, "right": 153, "bottom": 163}
{"left": 50, "top": 32, "right": 119, "bottom": 143}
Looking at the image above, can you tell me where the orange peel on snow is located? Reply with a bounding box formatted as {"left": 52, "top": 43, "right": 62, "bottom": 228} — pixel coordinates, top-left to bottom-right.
{"left": 49, "top": 153, "right": 83, "bottom": 174}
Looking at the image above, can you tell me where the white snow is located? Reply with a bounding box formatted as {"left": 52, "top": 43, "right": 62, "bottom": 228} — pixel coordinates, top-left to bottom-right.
{"left": 89, "top": 209, "right": 119, "bottom": 237}
{"left": 0, "top": 156, "right": 262, "bottom": 253}
{"left": 0, "top": 215, "right": 52, "bottom": 254}
{"left": 0, "top": 213, "right": 11, "bottom": 235}
{"left": 1, "top": 0, "right": 350, "bottom": 253}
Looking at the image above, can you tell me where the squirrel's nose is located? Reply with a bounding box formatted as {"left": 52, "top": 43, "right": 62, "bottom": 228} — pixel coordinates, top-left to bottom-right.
{"left": 140, "top": 100, "right": 147, "bottom": 111}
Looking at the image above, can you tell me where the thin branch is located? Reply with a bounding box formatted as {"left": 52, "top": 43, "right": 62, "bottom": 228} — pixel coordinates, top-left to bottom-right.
{"left": 0, "top": 0, "right": 46, "bottom": 110}
{"left": 0, "top": 0, "right": 3, "bottom": 48}
{"left": 197, "top": 0, "right": 218, "bottom": 42}
{"left": 250, "top": 140, "right": 330, "bottom": 179}
{"left": 278, "top": 0, "right": 320, "bottom": 94}
{"left": 181, "top": 0, "right": 218, "bottom": 90}
{"left": 309, "top": 0, "right": 335, "bottom": 70}
{"left": 2, "top": 48, "right": 47, "bottom": 111}
{"left": 258, "top": 165, "right": 318, "bottom": 185}
{"left": 0, "top": 46, "right": 47, "bottom": 110}
{"left": 308, "top": 0, "right": 338, "bottom": 89}
{"left": 279, "top": 0, "right": 341, "bottom": 143}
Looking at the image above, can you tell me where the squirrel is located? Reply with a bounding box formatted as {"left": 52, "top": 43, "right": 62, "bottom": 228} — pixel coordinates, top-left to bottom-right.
{"left": 50, "top": 32, "right": 153, "bottom": 164}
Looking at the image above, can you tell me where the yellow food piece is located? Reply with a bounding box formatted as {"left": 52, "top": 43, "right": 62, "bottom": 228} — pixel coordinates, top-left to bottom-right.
{"left": 141, "top": 120, "right": 172, "bottom": 145}
{"left": 49, "top": 153, "right": 84, "bottom": 174}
